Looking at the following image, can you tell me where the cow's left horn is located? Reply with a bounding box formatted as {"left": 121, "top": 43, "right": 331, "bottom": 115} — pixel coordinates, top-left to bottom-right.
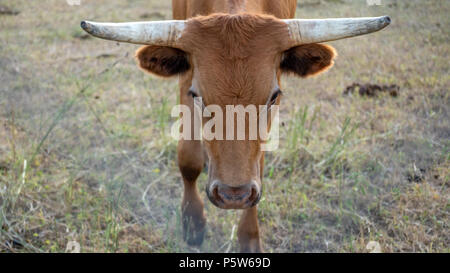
{"left": 283, "top": 16, "right": 390, "bottom": 45}
{"left": 80, "top": 20, "right": 186, "bottom": 47}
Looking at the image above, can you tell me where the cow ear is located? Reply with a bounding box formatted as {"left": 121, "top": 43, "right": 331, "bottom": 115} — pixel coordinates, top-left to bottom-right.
{"left": 280, "top": 44, "right": 336, "bottom": 77}
{"left": 136, "top": 46, "right": 190, "bottom": 77}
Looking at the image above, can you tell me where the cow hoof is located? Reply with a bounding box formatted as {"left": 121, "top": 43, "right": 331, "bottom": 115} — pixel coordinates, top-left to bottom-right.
{"left": 239, "top": 238, "right": 263, "bottom": 253}
{"left": 183, "top": 225, "right": 206, "bottom": 246}
{"left": 182, "top": 215, "right": 206, "bottom": 246}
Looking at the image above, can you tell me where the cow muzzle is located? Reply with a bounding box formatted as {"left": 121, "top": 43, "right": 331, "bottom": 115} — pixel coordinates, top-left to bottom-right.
{"left": 207, "top": 180, "right": 261, "bottom": 209}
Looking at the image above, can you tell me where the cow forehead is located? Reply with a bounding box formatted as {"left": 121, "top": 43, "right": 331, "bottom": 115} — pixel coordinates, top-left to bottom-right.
{"left": 180, "top": 14, "right": 288, "bottom": 105}
{"left": 191, "top": 60, "right": 279, "bottom": 106}
{"left": 180, "top": 13, "right": 291, "bottom": 55}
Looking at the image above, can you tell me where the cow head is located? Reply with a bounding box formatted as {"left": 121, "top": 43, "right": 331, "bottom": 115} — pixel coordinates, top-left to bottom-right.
{"left": 81, "top": 14, "right": 390, "bottom": 209}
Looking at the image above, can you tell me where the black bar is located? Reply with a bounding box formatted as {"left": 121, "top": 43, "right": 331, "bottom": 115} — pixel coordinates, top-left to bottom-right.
{"left": 0, "top": 253, "right": 445, "bottom": 272}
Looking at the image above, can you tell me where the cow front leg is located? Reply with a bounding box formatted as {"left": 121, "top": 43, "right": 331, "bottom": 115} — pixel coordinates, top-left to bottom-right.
{"left": 237, "top": 206, "right": 262, "bottom": 252}
{"left": 178, "top": 139, "right": 206, "bottom": 246}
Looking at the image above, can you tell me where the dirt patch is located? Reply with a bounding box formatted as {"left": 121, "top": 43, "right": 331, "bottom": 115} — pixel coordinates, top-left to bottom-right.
{"left": 343, "top": 83, "right": 400, "bottom": 97}
{"left": 406, "top": 168, "right": 426, "bottom": 183}
{"left": 0, "top": 5, "right": 19, "bottom": 15}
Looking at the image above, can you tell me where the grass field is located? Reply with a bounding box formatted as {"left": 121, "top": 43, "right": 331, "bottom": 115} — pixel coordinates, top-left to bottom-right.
{"left": 0, "top": 0, "right": 448, "bottom": 253}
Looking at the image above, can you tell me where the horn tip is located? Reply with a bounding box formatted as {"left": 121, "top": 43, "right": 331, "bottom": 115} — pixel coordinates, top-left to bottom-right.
{"left": 381, "top": 16, "right": 391, "bottom": 27}
{"left": 80, "top": 20, "right": 92, "bottom": 33}
{"left": 80, "top": 20, "right": 87, "bottom": 30}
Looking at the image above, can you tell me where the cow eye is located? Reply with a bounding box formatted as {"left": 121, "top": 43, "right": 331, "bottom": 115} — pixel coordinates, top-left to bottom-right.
{"left": 188, "top": 90, "right": 199, "bottom": 98}
{"left": 269, "top": 90, "right": 282, "bottom": 105}
{"left": 188, "top": 89, "right": 206, "bottom": 110}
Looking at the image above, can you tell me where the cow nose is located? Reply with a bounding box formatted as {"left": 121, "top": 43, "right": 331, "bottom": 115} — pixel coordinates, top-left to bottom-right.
{"left": 208, "top": 180, "right": 261, "bottom": 209}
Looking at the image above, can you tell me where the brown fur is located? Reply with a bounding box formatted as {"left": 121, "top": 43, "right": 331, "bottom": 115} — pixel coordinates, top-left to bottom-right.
{"left": 172, "top": 0, "right": 297, "bottom": 19}
{"left": 137, "top": 0, "right": 337, "bottom": 252}
{"left": 180, "top": 13, "right": 291, "bottom": 106}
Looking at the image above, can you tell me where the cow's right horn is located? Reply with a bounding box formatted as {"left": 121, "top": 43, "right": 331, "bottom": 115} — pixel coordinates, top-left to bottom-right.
{"left": 80, "top": 20, "right": 186, "bottom": 47}
{"left": 283, "top": 16, "right": 391, "bottom": 45}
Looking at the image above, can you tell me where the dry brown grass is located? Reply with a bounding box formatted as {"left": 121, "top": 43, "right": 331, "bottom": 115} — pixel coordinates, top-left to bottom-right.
{"left": 0, "top": 0, "right": 448, "bottom": 252}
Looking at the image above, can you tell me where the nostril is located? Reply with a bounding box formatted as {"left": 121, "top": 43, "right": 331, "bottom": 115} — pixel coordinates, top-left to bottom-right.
{"left": 209, "top": 181, "right": 223, "bottom": 204}
{"left": 212, "top": 185, "right": 220, "bottom": 200}
{"left": 248, "top": 185, "right": 257, "bottom": 203}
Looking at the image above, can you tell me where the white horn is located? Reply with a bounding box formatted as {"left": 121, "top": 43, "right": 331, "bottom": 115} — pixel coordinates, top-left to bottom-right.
{"left": 283, "top": 16, "right": 390, "bottom": 45}
{"left": 80, "top": 20, "right": 186, "bottom": 47}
